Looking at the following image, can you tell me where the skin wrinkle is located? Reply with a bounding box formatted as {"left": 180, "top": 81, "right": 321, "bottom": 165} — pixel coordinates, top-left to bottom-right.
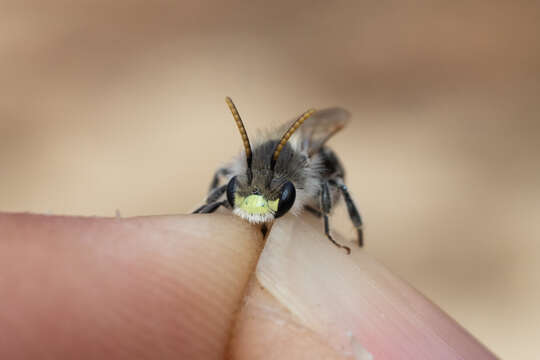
{"left": 228, "top": 277, "right": 349, "bottom": 360}
{"left": 242, "top": 287, "right": 329, "bottom": 345}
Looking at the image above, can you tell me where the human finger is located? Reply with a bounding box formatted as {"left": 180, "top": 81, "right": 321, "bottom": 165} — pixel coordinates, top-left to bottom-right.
{"left": 0, "top": 213, "right": 262, "bottom": 360}
{"left": 229, "top": 214, "right": 497, "bottom": 359}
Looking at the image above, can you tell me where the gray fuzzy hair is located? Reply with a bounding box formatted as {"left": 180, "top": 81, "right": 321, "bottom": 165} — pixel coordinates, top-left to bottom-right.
{"left": 228, "top": 133, "right": 323, "bottom": 215}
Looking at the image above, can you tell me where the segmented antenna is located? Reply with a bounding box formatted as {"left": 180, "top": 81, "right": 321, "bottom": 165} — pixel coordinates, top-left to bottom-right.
{"left": 225, "top": 97, "right": 252, "bottom": 170}
{"left": 271, "top": 108, "right": 316, "bottom": 169}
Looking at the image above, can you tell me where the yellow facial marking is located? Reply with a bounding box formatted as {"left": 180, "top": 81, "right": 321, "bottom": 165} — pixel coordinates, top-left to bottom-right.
{"left": 268, "top": 199, "right": 279, "bottom": 212}
{"left": 235, "top": 194, "right": 278, "bottom": 215}
{"left": 234, "top": 194, "right": 245, "bottom": 207}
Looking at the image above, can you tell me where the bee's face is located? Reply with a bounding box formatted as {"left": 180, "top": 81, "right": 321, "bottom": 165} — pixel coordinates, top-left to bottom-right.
{"left": 226, "top": 175, "right": 296, "bottom": 224}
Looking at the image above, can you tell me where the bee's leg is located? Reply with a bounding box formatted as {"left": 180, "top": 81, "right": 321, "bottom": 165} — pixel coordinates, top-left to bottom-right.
{"left": 304, "top": 205, "right": 322, "bottom": 218}
{"left": 209, "top": 167, "right": 230, "bottom": 193}
{"left": 193, "top": 204, "right": 207, "bottom": 213}
{"left": 330, "top": 178, "right": 364, "bottom": 247}
{"left": 207, "top": 184, "right": 228, "bottom": 203}
{"left": 193, "top": 184, "right": 228, "bottom": 214}
{"left": 196, "top": 200, "right": 229, "bottom": 214}
{"left": 321, "top": 181, "right": 351, "bottom": 254}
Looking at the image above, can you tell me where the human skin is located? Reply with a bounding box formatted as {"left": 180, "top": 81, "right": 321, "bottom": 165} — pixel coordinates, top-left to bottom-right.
{"left": 0, "top": 212, "right": 497, "bottom": 359}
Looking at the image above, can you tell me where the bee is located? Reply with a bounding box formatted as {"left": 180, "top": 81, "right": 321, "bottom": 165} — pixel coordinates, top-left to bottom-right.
{"left": 193, "top": 97, "right": 363, "bottom": 254}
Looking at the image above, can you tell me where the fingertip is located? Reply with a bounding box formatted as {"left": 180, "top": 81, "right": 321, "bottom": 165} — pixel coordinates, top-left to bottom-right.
{"left": 247, "top": 215, "right": 496, "bottom": 359}
{"left": 0, "top": 213, "right": 263, "bottom": 360}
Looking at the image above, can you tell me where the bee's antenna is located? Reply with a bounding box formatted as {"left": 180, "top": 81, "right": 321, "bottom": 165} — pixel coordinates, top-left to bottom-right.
{"left": 271, "top": 108, "right": 316, "bottom": 170}
{"left": 225, "top": 97, "right": 253, "bottom": 181}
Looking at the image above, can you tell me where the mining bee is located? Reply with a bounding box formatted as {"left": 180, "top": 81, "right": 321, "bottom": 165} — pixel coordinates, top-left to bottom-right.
{"left": 194, "top": 97, "right": 363, "bottom": 254}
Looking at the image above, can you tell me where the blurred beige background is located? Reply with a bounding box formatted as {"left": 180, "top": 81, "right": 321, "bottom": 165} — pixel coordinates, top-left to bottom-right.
{"left": 1, "top": 1, "right": 539, "bottom": 358}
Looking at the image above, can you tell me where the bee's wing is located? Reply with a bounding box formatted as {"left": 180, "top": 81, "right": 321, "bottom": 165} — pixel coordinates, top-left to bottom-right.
{"left": 294, "top": 107, "right": 351, "bottom": 156}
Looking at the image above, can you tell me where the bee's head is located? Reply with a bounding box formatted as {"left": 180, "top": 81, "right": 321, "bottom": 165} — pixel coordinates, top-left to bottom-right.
{"left": 223, "top": 96, "right": 314, "bottom": 223}
{"left": 225, "top": 175, "right": 296, "bottom": 223}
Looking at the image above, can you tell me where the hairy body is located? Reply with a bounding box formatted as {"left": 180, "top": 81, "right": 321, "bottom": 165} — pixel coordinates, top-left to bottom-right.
{"left": 194, "top": 99, "right": 363, "bottom": 253}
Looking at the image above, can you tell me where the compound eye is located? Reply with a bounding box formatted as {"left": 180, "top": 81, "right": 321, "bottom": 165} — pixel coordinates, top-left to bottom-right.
{"left": 275, "top": 181, "right": 296, "bottom": 218}
{"left": 226, "top": 176, "right": 237, "bottom": 207}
